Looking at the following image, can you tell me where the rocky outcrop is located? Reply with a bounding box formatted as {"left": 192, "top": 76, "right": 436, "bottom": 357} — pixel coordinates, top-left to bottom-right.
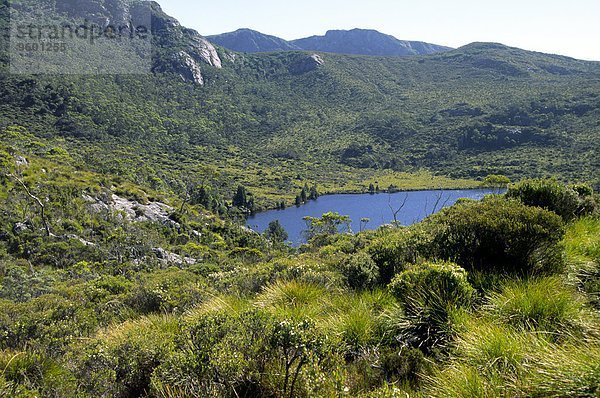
{"left": 52, "top": 0, "right": 222, "bottom": 85}
{"left": 171, "top": 51, "right": 204, "bottom": 85}
{"left": 148, "top": 2, "right": 222, "bottom": 85}
{"left": 83, "top": 193, "right": 180, "bottom": 228}
{"left": 189, "top": 35, "right": 222, "bottom": 68}
{"left": 152, "top": 247, "right": 196, "bottom": 266}
{"left": 289, "top": 54, "right": 324, "bottom": 74}
{"left": 110, "top": 194, "right": 179, "bottom": 227}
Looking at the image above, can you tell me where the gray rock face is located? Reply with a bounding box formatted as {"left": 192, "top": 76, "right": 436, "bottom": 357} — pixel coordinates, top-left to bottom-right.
{"left": 172, "top": 51, "right": 204, "bottom": 85}
{"left": 110, "top": 194, "right": 179, "bottom": 227}
{"left": 149, "top": 3, "right": 222, "bottom": 84}
{"left": 289, "top": 54, "right": 324, "bottom": 74}
{"left": 190, "top": 35, "right": 222, "bottom": 68}
{"left": 14, "top": 156, "right": 28, "bottom": 167}
{"left": 152, "top": 247, "right": 197, "bottom": 266}
{"left": 13, "top": 222, "right": 30, "bottom": 235}
{"left": 55, "top": 0, "right": 139, "bottom": 28}
{"left": 52, "top": 0, "right": 222, "bottom": 85}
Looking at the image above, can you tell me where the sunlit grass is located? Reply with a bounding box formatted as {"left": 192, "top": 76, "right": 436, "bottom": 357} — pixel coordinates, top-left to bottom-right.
{"left": 564, "top": 217, "right": 600, "bottom": 307}
{"left": 485, "top": 277, "right": 592, "bottom": 338}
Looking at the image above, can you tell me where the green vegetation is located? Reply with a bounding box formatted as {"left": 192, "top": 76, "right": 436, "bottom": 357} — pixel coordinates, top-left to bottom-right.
{"left": 1, "top": 2, "right": 599, "bottom": 209}
{"left": 0, "top": 2, "right": 598, "bottom": 396}
{"left": 0, "top": 126, "right": 598, "bottom": 396}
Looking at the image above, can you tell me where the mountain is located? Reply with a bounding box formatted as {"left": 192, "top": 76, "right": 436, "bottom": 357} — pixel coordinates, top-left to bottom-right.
{"left": 291, "top": 28, "right": 453, "bottom": 56}
{"left": 208, "top": 28, "right": 451, "bottom": 56}
{"left": 208, "top": 28, "right": 303, "bottom": 53}
{"left": 1, "top": 0, "right": 599, "bottom": 210}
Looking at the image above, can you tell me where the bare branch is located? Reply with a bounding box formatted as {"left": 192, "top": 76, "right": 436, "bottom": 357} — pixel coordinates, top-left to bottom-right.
{"left": 430, "top": 190, "right": 452, "bottom": 216}
{"left": 7, "top": 173, "right": 52, "bottom": 237}
{"left": 388, "top": 193, "right": 409, "bottom": 225}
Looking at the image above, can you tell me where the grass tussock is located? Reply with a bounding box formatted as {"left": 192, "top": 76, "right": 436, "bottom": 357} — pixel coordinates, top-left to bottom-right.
{"left": 564, "top": 217, "right": 600, "bottom": 308}
{"left": 485, "top": 277, "right": 594, "bottom": 338}
{"left": 426, "top": 319, "right": 600, "bottom": 398}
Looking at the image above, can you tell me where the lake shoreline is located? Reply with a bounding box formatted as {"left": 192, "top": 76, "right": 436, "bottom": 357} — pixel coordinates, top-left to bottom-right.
{"left": 254, "top": 184, "right": 490, "bottom": 214}
{"left": 248, "top": 188, "right": 500, "bottom": 245}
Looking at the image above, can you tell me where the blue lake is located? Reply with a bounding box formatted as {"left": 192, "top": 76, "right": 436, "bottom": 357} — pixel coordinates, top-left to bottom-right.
{"left": 247, "top": 189, "right": 499, "bottom": 245}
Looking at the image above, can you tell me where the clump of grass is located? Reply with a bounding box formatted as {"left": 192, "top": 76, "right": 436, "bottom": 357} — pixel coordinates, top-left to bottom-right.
{"left": 485, "top": 277, "right": 591, "bottom": 338}
{"left": 425, "top": 314, "right": 600, "bottom": 398}
{"left": 425, "top": 362, "right": 498, "bottom": 398}
{"left": 254, "top": 280, "right": 332, "bottom": 320}
{"left": 455, "top": 320, "right": 533, "bottom": 375}
{"left": 0, "top": 350, "right": 77, "bottom": 396}
{"left": 327, "top": 290, "right": 395, "bottom": 353}
{"left": 184, "top": 294, "right": 249, "bottom": 323}
{"left": 522, "top": 341, "right": 600, "bottom": 397}
{"left": 564, "top": 217, "right": 600, "bottom": 308}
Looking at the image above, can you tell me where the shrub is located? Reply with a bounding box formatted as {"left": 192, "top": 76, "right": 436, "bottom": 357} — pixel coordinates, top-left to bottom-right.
{"left": 427, "top": 196, "right": 565, "bottom": 275}
{"left": 153, "top": 310, "right": 334, "bottom": 398}
{"left": 388, "top": 262, "right": 475, "bottom": 352}
{"left": 74, "top": 315, "right": 179, "bottom": 398}
{"left": 506, "top": 178, "right": 595, "bottom": 220}
{"left": 341, "top": 252, "right": 379, "bottom": 290}
{"left": 380, "top": 347, "right": 427, "bottom": 387}
{"left": 367, "top": 225, "right": 435, "bottom": 285}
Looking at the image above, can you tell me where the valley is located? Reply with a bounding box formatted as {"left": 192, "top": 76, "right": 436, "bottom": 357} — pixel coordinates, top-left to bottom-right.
{"left": 0, "top": 1, "right": 598, "bottom": 397}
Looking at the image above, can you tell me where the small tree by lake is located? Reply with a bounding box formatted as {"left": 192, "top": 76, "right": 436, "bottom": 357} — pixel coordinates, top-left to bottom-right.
{"left": 265, "top": 220, "right": 289, "bottom": 243}
{"left": 303, "top": 212, "right": 351, "bottom": 243}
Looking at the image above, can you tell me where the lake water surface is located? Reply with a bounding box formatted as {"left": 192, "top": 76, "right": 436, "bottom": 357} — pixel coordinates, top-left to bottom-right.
{"left": 248, "top": 189, "right": 499, "bottom": 245}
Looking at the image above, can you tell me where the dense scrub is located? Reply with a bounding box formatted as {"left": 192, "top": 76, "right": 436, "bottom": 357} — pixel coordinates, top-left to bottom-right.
{"left": 0, "top": 134, "right": 598, "bottom": 398}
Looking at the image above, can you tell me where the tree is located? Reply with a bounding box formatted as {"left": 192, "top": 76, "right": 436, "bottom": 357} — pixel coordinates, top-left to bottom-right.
{"left": 233, "top": 185, "right": 248, "bottom": 208}
{"left": 482, "top": 174, "right": 511, "bottom": 194}
{"left": 232, "top": 185, "right": 254, "bottom": 213}
{"left": 265, "top": 220, "right": 288, "bottom": 243}
{"left": 388, "top": 194, "right": 408, "bottom": 226}
{"left": 483, "top": 174, "right": 511, "bottom": 187}
{"left": 368, "top": 183, "right": 376, "bottom": 194}
{"left": 300, "top": 185, "right": 308, "bottom": 203}
{"left": 308, "top": 184, "right": 319, "bottom": 200}
{"left": 303, "top": 212, "right": 351, "bottom": 242}
{"left": 360, "top": 217, "right": 370, "bottom": 232}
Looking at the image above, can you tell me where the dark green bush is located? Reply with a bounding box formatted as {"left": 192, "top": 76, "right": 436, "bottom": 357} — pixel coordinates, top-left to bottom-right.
{"left": 380, "top": 347, "right": 427, "bottom": 387}
{"left": 427, "top": 197, "right": 565, "bottom": 275}
{"left": 153, "top": 310, "right": 277, "bottom": 397}
{"left": 389, "top": 262, "right": 475, "bottom": 352}
{"left": 341, "top": 252, "right": 379, "bottom": 290}
{"left": 367, "top": 225, "right": 435, "bottom": 285}
{"left": 506, "top": 179, "right": 595, "bottom": 220}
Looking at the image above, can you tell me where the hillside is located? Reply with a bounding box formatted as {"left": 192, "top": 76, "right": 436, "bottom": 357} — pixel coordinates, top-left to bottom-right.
{"left": 0, "top": 0, "right": 599, "bottom": 210}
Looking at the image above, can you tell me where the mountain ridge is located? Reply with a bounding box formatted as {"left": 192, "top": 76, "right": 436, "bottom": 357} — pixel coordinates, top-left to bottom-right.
{"left": 208, "top": 28, "right": 453, "bottom": 56}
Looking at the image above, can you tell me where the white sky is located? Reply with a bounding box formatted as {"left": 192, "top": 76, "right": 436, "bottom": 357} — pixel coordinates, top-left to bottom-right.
{"left": 158, "top": 0, "right": 600, "bottom": 61}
